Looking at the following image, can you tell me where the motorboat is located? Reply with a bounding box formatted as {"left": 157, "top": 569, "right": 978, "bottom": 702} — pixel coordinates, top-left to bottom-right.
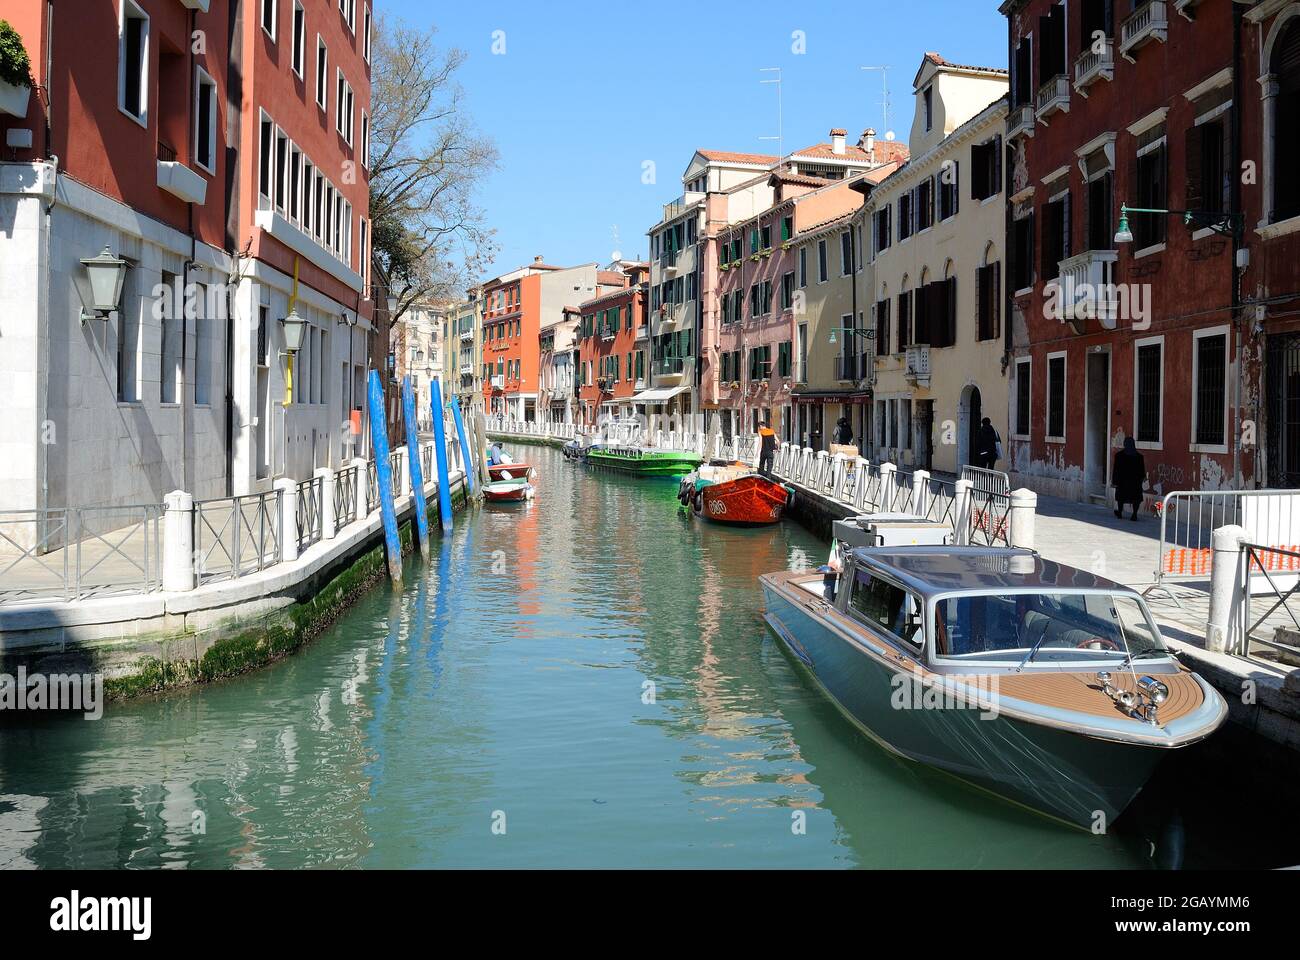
{"left": 759, "top": 546, "right": 1227, "bottom": 828}
{"left": 585, "top": 444, "right": 701, "bottom": 477}
{"left": 487, "top": 462, "right": 537, "bottom": 484}
{"left": 483, "top": 478, "right": 534, "bottom": 503}
{"left": 676, "top": 460, "right": 792, "bottom": 525}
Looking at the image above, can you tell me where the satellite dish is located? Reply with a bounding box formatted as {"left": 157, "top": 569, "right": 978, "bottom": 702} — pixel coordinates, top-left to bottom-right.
{"left": 612, "top": 250, "right": 623, "bottom": 262}
{"left": 885, "top": 130, "right": 896, "bottom": 142}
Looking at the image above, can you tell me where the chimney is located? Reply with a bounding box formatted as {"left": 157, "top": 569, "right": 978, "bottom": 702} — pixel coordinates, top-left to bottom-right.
{"left": 534, "top": 255, "right": 544, "bottom": 263}
{"left": 829, "top": 128, "right": 847, "bottom": 155}
{"left": 860, "top": 128, "right": 876, "bottom": 161}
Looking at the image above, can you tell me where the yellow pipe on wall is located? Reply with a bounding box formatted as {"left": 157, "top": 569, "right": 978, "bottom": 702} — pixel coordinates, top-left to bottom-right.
{"left": 283, "top": 257, "right": 302, "bottom": 407}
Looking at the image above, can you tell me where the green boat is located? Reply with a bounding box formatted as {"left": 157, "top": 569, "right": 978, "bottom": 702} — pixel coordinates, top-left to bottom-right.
{"left": 584, "top": 445, "right": 702, "bottom": 477}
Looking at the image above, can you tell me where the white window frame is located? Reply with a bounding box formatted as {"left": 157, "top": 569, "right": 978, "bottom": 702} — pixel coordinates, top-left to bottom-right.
{"left": 363, "top": 5, "right": 372, "bottom": 63}
{"left": 1132, "top": 334, "right": 1164, "bottom": 450}
{"left": 118, "top": 0, "right": 150, "bottom": 128}
{"left": 341, "top": 0, "right": 356, "bottom": 34}
{"left": 1013, "top": 357, "right": 1032, "bottom": 440}
{"left": 193, "top": 65, "right": 218, "bottom": 175}
{"left": 291, "top": 1, "right": 306, "bottom": 78}
{"left": 261, "top": 0, "right": 278, "bottom": 43}
{"left": 316, "top": 36, "right": 329, "bottom": 111}
{"left": 360, "top": 111, "right": 369, "bottom": 170}
{"left": 1045, "top": 350, "right": 1067, "bottom": 443}
{"left": 258, "top": 110, "right": 274, "bottom": 203}
{"left": 1190, "top": 325, "right": 1230, "bottom": 455}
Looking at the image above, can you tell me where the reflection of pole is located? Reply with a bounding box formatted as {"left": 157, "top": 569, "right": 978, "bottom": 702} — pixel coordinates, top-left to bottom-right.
{"left": 430, "top": 378, "right": 454, "bottom": 533}
{"left": 368, "top": 369, "right": 403, "bottom": 583}
{"left": 402, "top": 376, "right": 431, "bottom": 560}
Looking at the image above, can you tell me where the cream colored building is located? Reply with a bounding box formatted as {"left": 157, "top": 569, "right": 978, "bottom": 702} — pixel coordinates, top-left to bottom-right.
{"left": 859, "top": 55, "right": 1009, "bottom": 475}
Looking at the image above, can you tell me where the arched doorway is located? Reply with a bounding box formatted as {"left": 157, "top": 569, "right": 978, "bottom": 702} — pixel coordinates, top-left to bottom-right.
{"left": 958, "top": 384, "right": 982, "bottom": 469}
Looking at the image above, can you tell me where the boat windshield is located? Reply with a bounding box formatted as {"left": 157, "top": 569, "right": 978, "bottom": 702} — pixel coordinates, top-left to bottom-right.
{"left": 932, "top": 591, "right": 1167, "bottom": 665}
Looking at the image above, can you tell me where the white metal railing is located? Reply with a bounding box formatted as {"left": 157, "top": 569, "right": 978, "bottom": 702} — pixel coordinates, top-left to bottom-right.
{"left": 194, "top": 491, "right": 282, "bottom": 585}
{"left": 1238, "top": 543, "right": 1300, "bottom": 665}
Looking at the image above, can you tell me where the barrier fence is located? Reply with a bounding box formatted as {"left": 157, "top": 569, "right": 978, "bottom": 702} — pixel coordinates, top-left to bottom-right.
{"left": 1239, "top": 543, "right": 1300, "bottom": 665}
{"left": 194, "top": 491, "right": 282, "bottom": 585}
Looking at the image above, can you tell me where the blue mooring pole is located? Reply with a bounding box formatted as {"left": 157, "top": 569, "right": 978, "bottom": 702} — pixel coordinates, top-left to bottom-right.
{"left": 367, "top": 370, "right": 403, "bottom": 583}
{"left": 401, "top": 376, "right": 431, "bottom": 560}
{"left": 449, "top": 398, "right": 475, "bottom": 498}
{"left": 429, "top": 379, "right": 454, "bottom": 533}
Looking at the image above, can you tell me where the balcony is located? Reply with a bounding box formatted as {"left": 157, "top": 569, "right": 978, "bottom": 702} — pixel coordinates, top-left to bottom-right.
{"left": 1074, "top": 39, "right": 1114, "bottom": 95}
{"left": 1007, "top": 103, "right": 1035, "bottom": 141}
{"left": 652, "top": 357, "right": 688, "bottom": 382}
{"left": 1052, "top": 250, "right": 1119, "bottom": 329}
{"left": 179, "top": 0, "right": 211, "bottom": 10}
{"left": 635, "top": 323, "right": 648, "bottom": 341}
{"left": 459, "top": 364, "right": 474, "bottom": 376}
{"left": 661, "top": 192, "right": 703, "bottom": 225}
{"left": 459, "top": 330, "right": 474, "bottom": 343}
{"left": 157, "top": 142, "right": 207, "bottom": 205}
{"left": 1035, "top": 75, "right": 1070, "bottom": 124}
{"left": 600, "top": 326, "right": 616, "bottom": 342}
{"left": 1121, "top": 1, "right": 1168, "bottom": 63}
{"left": 904, "top": 346, "right": 930, "bottom": 387}
{"left": 1174, "top": 0, "right": 1200, "bottom": 20}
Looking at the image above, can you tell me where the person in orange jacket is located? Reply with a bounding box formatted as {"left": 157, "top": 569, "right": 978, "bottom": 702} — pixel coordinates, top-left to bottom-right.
{"left": 758, "top": 418, "right": 778, "bottom": 477}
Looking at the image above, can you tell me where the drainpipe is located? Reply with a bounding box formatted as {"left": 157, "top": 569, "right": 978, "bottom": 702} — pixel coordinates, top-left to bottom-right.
{"left": 1231, "top": 1, "right": 1244, "bottom": 490}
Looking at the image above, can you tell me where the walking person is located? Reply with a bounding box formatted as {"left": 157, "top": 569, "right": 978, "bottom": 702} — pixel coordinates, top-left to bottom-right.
{"left": 1113, "top": 436, "right": 1147, "bottom": 521}
{"left": 758, "top": 418, "right": 778, "bottom": 477}
{"left": 975, "top": 417, "right": 1002, "bottom": 470}
{"left": 834, "top": 416, "right": 853, "bottom": 446}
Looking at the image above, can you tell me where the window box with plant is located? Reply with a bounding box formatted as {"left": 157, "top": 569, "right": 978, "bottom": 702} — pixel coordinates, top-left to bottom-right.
{"left": 0, "top": 20, "right": 34, "bottom": 119}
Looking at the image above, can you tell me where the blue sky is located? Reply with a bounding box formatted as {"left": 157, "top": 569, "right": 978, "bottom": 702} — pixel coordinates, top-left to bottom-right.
{"left": 387, "top": 0, "right": 1007, "bottom": 279}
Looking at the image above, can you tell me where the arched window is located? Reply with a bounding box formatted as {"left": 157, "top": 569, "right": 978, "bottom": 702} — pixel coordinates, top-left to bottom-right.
{"left": 898, "top": 274, "right": 912, "bottom": 352}
{"left": 1274, "top": 18, "right": 1300, "bottom": 222}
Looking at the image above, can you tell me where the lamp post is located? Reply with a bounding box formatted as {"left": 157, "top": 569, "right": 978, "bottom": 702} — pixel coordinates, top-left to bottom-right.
{"left": 281, "top": 309, "right": 307, "bottom": 406}
{"left": 1114, "top": 203, "right": 1245, "bottom": 245}
{"left": 79, "top": 246, "right": 128, "bottom": 324}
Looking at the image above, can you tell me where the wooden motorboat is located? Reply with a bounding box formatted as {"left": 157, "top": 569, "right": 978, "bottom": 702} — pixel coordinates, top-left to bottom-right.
{"left": 759, "top": 546, "right": 1227, "bottom": 828}
{"left": 677, "top": 461, "right": 792, "bottom": 526}
{"left": 487, "top": 462, "right": 536, "bottom": 483}
{"left": 482, "top": 478, "right": 534, "bottom": 503}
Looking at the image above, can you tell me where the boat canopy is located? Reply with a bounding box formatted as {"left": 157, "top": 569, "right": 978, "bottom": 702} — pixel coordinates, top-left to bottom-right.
{"left": 629, "top": 385, "right": 689, "bottom": 404}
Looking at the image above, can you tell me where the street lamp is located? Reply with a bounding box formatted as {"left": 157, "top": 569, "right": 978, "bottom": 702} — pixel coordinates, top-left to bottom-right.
{"left": 828, "top": 326, "right": 875, "bottom": 346}
{"left": 280, "top": 309, "right": 307, "bottom": 406}
{"left": 79, "top": 246, "right": 128, "bottom": 324}
{"left": 1114, "top": 202, "right": 1245, "bottom": 246}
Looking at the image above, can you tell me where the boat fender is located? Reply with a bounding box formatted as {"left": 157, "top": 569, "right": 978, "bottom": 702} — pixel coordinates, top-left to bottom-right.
{"left": 692, "top": 490, "right": 704, "bottom": 513}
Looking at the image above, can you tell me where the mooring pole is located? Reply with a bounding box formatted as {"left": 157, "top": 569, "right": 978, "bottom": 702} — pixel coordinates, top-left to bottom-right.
{"left": 367, "top": 369, "right": 403, "bottom": 583}
{"left": 473, "top": 407, "right": 490, "bottom": 489}
{"left": 450, "top": 398, "right": 476, "bottom": 498}
{"left": 402, "top": 376, "right": 431, "bottom": 560}
{"left": 430, "top": 378, "right": 454, "bottom": 533}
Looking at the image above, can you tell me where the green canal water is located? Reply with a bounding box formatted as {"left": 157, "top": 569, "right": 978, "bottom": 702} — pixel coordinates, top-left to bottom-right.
{"left": 0, "top": 446, "right": 1278, "bottom": 868}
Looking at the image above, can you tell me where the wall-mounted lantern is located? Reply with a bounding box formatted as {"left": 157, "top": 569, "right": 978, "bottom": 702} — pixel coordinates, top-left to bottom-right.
{"left": 79, "top": 246, "right": 128, "bottom": 324}
{"left": 280, "top": 309, "right": 307, "bottom": 406}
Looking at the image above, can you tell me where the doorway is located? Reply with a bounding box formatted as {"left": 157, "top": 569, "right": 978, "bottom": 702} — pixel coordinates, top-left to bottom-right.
{"left": 959, "top": 385, "right": 982, "bottom": 469}
{"left": 1085, "top": 350, "right": 1111, "bottom": 498}
{"left": 1267, "top": 333, "right": 1300, "bottom": 487}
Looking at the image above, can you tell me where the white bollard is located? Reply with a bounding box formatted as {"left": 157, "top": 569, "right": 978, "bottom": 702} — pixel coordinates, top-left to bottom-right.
{"left": 316, "top": 467, "right": 336, "bottom": 540}
{"left": 275, "top": 477, "right": 299, "bottom": 563}
{"left": 953, "top": 478, "right": 973, "bottom": 546}
{"left": 1206, "top": 524, "right": 1247, "bottom": 654}
{"left": 1008, "top": 488, "right": 1037, "bottom": 551}
{"left": 879, "top": 462, "right": 897, "bottom": 509}
{"left": 352, "top": 457, "right": 369, "bottom": 520}
{"left": 911, "top": 469, "right": 930, "bottom": 515}
{"left": 162, "top": 490, "right": 195, "bottom": 593}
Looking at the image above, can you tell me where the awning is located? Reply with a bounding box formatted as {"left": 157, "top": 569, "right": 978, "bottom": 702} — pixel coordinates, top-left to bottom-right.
{"left": 629, "top": 385, "right": 689, "bottom": 404}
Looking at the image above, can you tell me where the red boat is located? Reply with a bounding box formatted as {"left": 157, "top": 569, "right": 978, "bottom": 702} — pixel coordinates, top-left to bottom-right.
{"left": 677, "top": 463, "right": 792, "bottom": 526}
{"left": 487, "top": 462, "right": 536, "bottom": 483}
{"left": 483, "top": 478, "right": 534, "bottom": 503}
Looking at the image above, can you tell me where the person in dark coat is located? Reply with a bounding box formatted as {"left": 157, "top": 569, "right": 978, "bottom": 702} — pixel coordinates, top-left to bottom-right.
{"left": 834, "top": 416, "right": 853, "bottom": 445}
{"left": 974, "top": 417, "right": 1001, "bottom": 469}
{"left": 1113, "top": 436, "right": 1146, "bottom": 520}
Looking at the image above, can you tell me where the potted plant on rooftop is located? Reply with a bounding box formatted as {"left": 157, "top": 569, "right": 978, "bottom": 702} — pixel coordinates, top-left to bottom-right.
{"left": 0, "top": 20, "right": 33, "bottom": 119}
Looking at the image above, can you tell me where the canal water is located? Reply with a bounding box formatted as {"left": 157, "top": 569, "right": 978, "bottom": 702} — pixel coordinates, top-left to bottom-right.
{"left": 0, "top": 445, "right": 1284, "bottom": 869}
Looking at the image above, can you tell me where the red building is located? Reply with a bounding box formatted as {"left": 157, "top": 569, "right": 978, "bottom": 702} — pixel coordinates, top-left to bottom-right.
{"left": 576, "top": 265, "right": 649, "bottom": 426}
{"left": 1001, "top": 0, "right": 1248, "bottom": 503}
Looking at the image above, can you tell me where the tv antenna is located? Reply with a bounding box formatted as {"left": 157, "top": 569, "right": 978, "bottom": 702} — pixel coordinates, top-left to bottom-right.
{"left": 861, "top": 65, "right": 894, "bottom": 141}
{"left": 758, "top": 67, "right": 783, "bottom": 160}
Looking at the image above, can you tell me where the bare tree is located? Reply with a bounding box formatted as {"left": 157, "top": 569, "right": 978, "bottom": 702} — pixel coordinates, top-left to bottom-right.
{"left": 369, "top": 14, "right": 498, "bottom": 321}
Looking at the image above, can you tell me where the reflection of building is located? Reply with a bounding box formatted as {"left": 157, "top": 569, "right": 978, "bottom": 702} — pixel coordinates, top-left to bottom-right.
{"left": 858, "top": 54, "right": 1008, "bottom": 474}
{"left": 577, "top": 264, "right": 649, "bottom": 425}
{"left": 0, "top": 0, "right": 374, "bottom": 527}
{"left": 479, "top": 258, "right": 607, "bottom": 421}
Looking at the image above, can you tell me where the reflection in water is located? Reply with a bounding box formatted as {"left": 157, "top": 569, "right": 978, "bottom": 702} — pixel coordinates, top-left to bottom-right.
{"left": 0, "top": 446, "right": 1162, "bottom": 868}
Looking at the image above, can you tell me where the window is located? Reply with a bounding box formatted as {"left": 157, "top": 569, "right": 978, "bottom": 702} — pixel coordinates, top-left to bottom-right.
{"left": 1039, "top": 2, "right": 1066, "bottom": 83}
{"left": 117, "top": 268, "right": 139, "bottom": 403}
{"left": 194, "top": 68, "right": 217, "bottom": 174}
{"left": 359, "top": 218, "right": 369, "bottom": 287}
{"left": 258, "top": 114, "right": 274, "bottom": 198}
{"left": 1271, "top": 20, "right": 1300, "bottom": 222}
{"left": 1014, "top": 358, "right": 1031, "bottom": 437}
{"left": 363, "top": 5, "right": 373, "bottom": 63}
{"left": 899, "top": 192, "right": 914, "bottom": 241}
{"left": 1047, "top": 352, "right": 1066, "bottom": 440}
{"left": 896, "top": 289, "right": 911, "bottom": 353}
{"left": 760, "top": 224, "right": 771, "bottom": 250}
{"left": 797, "top": 322, "right": 808, "bottom": 382}
{"left": 817, "top": 240, "right": 828, "bottom": 282}
{"left": 840, "top": 230, "right": 853, "bottom": 275}
{"left": 340, "top": 0, "right": 356, "bottom": 33}
{"left": 316, "top": 37, "right": 328, "bottom": 110}
{"left": 874, "top": 206, "right": 892, "bottom": 255}
{"left": 916, "top": 179, "right": 935, "bottom": 231}
{"left": 777, "top": 341, "right": 792, "bottom": 378}
{"left": 1187, "top": 113, "right": 1229, "bottom": 222}
{"left": 1011, "top": 211, "right": 1034, "bottom": 291}
{"left": 1133, "top": 124, "right": 1167, "bottom": 249}
{"left": 923, "top": 86, "right": 934, "bottom": 132}
{"left": 303, "top": 160, "right": 315, "bottom": 233}
{"left": 290, "top": 2, "right": 306, "bottom": 76}
{"left": 781, "top": 215, "right": 793, "bottom": 242}
{"left": 1081, "top": 144, "right": 1114, "bottom": 251}
{"left": 799, "top": 247, "right": 807, "bottom": 287}
{"left": 1042, "top": 189, "right": 1069, "bottom": 281}
{"left": 976, "top": 262, "right": 1000, "bottom": 341}
{"left": 1193, "top": 330, "right": 1227, "bottom": 448}
{"left": 971, "top": 136, "right": 1003, "bottom": 201}
{"left": 337, "top": 70, "right": 354, "bottom": 143}
{"left": 1135, "top": 338, "right": 1163, "bottom": 445}
{"left": 361, "top": 112, "right": 370, "bottom": 169}
{"left": 159, "top": 271, "right": 179, "bottom": 404}
{"left": 849, "top": 570, "right": 922, "bottom": 647}
{"left": 289, "top": 145, "right": 302, "bottom": 222}
{"left": 939, "top": 162, "right": 959, "bottom": 220}
{"left": 875, "top": 299, "right": 891, "bottom": 357}
{"left": 261, "top": 0, "right": 278, "bottom": 41}
{"left": 781, "top": 272, "right": 795, "bottom": 311}
{"left": 119, "top": 2, "right": 149, "bottom": 124}
{"left": 1012, "top": 37, "right": 1033, "bottom": 107}
{"left": 275, "top": 129, "right": 288, "bottom": 211}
